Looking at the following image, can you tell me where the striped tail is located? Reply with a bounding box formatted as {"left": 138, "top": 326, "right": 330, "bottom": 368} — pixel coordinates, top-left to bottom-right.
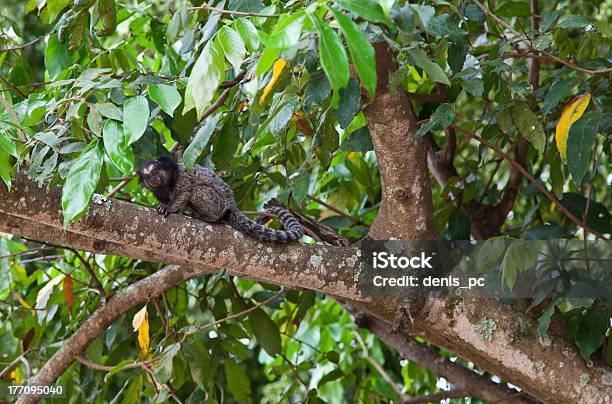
{"left": 227, "top": 206, "right": 303, "bottom": 243}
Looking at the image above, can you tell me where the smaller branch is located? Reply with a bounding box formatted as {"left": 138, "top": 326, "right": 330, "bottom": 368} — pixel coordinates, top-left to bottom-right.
{"left": 451, "top": 124, "right": 608, "bottom": 241}
{"left": 69, "top": 249, "right": 107, "bottom": 300}
{"left": 0, "top": 35, "right": 45, "bottom": 53}
{"left": 354, "top": 329, "right": 404, "bottom": 398}
{"left": 107, "top": 178, "right": 132, "bottom": 198}
{"left": 180, "top": 289, "right": 285, "bottom": 342}
{"left": 0, "top": 92, "right": 27, "bottom": 140}
{"left": 0, "top": 350, "right": 34, "bottom": 379}
{"left": 306, "top": 195, "right": 369, "bottom": 227}
{"left": 474, "top": 0, "right": 612, "bottom": 75}
{"left": 0, "top": 74, "right": 27, "bottom": 98}
{"left": 75, "top": 354, "right": 157, "bottom": 372}
{"left": 400, "top": 390, "right": 471, "bottom": 404}
{"left": 0, "top": 246, "right": 52, "bottom": 260}
{"left": 169, "top": 71, "right": 246, "bottom": 153}
{"left": 186, "top": 4, "right": 281, "bottom": 17}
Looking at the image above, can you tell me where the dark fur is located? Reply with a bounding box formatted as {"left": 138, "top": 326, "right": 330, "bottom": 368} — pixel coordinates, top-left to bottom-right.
{"left": 139, "top": 156, "right": 303, "bottom": 243}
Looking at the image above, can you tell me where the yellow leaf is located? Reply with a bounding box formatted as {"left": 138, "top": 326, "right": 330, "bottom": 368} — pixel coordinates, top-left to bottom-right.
{"left": 64, "top": 275, "right": 74, "bottom": 313}
{"left": 259, "top": 58, "right": 287, "bottom": 104}
{"left": 132, "top": 306, "right": 149, "bottom": 355}
{"left": 555, "top": 93, "right": 591, "bottom": 160}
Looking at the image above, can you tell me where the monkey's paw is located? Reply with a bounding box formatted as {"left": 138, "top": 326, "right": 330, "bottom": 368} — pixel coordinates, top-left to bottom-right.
{"left": 156, "top": 205, "right": 169, "bottom": 217}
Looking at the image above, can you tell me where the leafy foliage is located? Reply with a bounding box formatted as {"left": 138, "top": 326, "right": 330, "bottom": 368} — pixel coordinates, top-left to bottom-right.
{"left": 0, "top": 0, "right": 610, "bottom": 401}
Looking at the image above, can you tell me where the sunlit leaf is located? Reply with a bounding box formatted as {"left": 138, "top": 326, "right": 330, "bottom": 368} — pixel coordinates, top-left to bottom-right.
{"left": 123, "top": 96, "right": 149, "bottom": 145}
{"left": 132, "top": 305, "right": 149, "bottom": 355}
{"left": 61, "top": 139, "right": 104, "bottom": 227}
{"left": 555, "top": 94, "right": 591, "bottom": 160}
{"left": 259, "top": 58, "right": 286, "bottom": 104}
{"left": 103, "top": 119, "right": 135, "bottom": 175}
{"left": 149, "top": 84, "right": 181, "bottom": 116}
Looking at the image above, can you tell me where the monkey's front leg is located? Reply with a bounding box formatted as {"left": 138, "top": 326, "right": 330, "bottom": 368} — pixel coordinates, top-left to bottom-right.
{"left": 156, "top": 204, "right": 170, "bottom": 216}
{"left": 160, "top": 192, "right": 190, "bottom": 217}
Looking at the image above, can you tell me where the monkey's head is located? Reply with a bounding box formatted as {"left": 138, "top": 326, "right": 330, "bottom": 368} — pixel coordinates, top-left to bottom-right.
{"left": 139, "top": 156, "right": 179, "bottom": 191}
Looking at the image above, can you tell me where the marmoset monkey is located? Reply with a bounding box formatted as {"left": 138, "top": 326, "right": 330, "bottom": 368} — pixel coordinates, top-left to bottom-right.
{"left": 139, "top": 156, "right": 303, "bottom": 243}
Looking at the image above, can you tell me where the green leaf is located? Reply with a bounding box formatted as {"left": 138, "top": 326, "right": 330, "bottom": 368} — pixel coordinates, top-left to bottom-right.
{"left": 248, "top": 308, "right": 282, "bottom": 356}
{"left": 448, "top": 210, "right": 470, "bottom": 240}
{"left": 0, "top": 131, "right": 17, "bottom": 158}
{"left": 448, "top": 40, "right": 469, "bottom": 73}
{"left": 537, "top": 304, "right": 555, "bottom": 339}
{"left": 496, "top": 108, "right": 513, "bottom": 133}
{"left": 61, "top": 139, "right": 104, "bottom": 227}
{"left": 123, "top": 96, "right": 149, "bottom": 145}
{"left": 233, "top": 18, "right": 260, "bottom": 53}
{"left": 558, "top": 14, "right": 591, "bottom": 29}
{"left": 182, "top": 340, "right": 213, "bottom": 389}
{"left": 512, "top": 102, "right": 545, "bottom": 153}
{"left": 290, "top": 171, "right": 310, "bottom": 206}
{"left": 334, "top": 0, "right": 386, "bottom": 22}
{"left": 333, "top": 78, "right": 361, "bottom": 128}
{"left": 562, "top": 193, "right": 611, "bottom": 234}
{"left": 464, "top": 4, "right": 485, "bottom": 22}
{"left": 97, "top": 102, "right": 123, "bottom": 121}
{"left": 542, "top": 78, "right": 579, "bottom": 115}
{"left": 103, "top": 120, "right": 134, "bottom": 175}
{"left": 391, "top": 4, "right": 415, "bottom": 32}
{"left": 224, "top": 359, "right": 252, "bottom": 402}
{"left": 185, "top": 41, "right": 224, "bottom": 116}
{"left": 121, "top": 374, "right": 143, "bottom": 404}
{"left": 314, "top": 17, "right": 350, "bottom": 96}
{"left": 261, "top": 13, "right": 304, "bottom": 50}
{"left": 183, "top": 113, "right": 221, "bottom": 170}
{"left": 427, "top": 14, "right": 466, "bottom": 38}
{"left": 97, "top": 0, "right": 117, "bottom": 37}
{"left": 567, "top": 114, "right": 599, "bottom": 186}
{"left": 462, "top": 78, "right": 484, "bottom": 97}
{"left": 340, "top": 126, "right": 373, "bottom": 152}
{"left": 501, "top": 243, "right": 538, "bottom": 289}
{"left": 407, "top": 48, "right": 450, "bottom": 85}
{"left": 575, "top": 308, "right": 608, "bottom": 360}
{"left": 149, "top": 84, "right": 181, "bottom": 116}
{"left": 45, "top": 34, "right": 72, "bottom": 79}
{"left": 330, "top": 8, "right": 377, "bottom": 98}
{"left": 229, "top": 0, "right": 264, "bottom": 13}
{"left": 416, "top": 103, "right": 455, "bottom": 137}
{"left": 304, "top": 70, "right": 331, "bottom": 110}
{"left": 319, "top": 369, "right": 344, "bottom": 386}
{"left": 215, "top": 26, "right": 246, "bottom": 73}
{"left": 154, "top": 343, "right": 180, "bottom": 384}
{"left": 495, "top": 1, "right": 531, "bottom": 17}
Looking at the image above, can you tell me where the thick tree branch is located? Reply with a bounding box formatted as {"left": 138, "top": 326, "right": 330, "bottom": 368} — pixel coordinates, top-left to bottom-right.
{"left": 363, "top": 42, "right": 437, "bottom": 241}
{"left": 352, "top": 312, "right": 532, "bottom": 403}
{"left": 1, "top": 171, "right": 608, "bottom": 404}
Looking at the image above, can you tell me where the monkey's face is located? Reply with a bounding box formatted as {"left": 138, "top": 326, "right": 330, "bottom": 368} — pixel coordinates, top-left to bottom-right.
{"left": 140, "top": 162, "right": 167, "bottom": 190}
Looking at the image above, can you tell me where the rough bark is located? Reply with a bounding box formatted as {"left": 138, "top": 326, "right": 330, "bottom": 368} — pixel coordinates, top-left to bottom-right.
{"left": 1, "top": 177, "right": 609, "bottom": 404}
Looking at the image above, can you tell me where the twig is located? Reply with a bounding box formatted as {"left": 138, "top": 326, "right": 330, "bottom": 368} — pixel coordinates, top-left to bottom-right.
{"left": 0, "top": 35, "right": 45, "bottom": 53}
{"left": 69, "top": 249, "right": 107, "bottom": 300}
{"left": 186, "top": 3, "right": 281, "bottom": 17}
{"left": 451, "top": 124, "right": 608, "bottom": 241}
{"left": 306, "top": 195, "right": 369, "bottom": 227}
{"left": 76, "top": 354, "right": 158, "bottom": 372}
{"left": 0, "top": 74, "right": 26, "bottom": 98}
{"left": 0, "top": 350, "right": 34, "bottom": 379}
{"left": 400, "top": 390, "right": 472, "bottom": 404}
{"left": 107, "top": 178, "right": 132, "bottom": 198}
{"left": 0, "top": 92, "right": 27, "bottom": 140}
{"left": 354, "top": 329, "right": 405, "bottom": 398}
{"left": 169, "top": 71, "right": 246, "bottom": 153}
{"left": 473, "top": 0, "right": 612, "bottom": 75}
{"left": 180, "top": 288, "right": 285, "bottom": 342}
